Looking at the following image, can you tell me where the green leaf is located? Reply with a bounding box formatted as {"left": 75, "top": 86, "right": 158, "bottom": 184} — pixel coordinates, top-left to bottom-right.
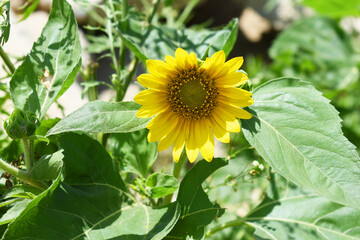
{"left": 0, "top": 199, "right": 31, "bottom": 225}
{"left": 246, "top": 174, "right": 360, "bottom": 240}
{"left": 0, "top": 185, "right": 42, "bottom": 200}
{"left": 46, "top": 101, "right": 150, "bottom": 136}
{"left": 119, "top": 18, "right": 238, "bottom": 63}
{"left": 302, "top": 0, "right": 360, "bottom": 18}
{"left": 146, "top": 173, "right": 178, "bottom": 199}
{"left": 269, "top": 17, "right": 358, "bottom": 91}
{"left": 0, "top": 0, "right": 10, "bottom": 45}
{"left": 10, "top": 0, "right": 81, "bottom": 119}
{"left": 18, "top": 0, "right": 39, "bottom": 22}
{"left": 2, "top": 133, "right": 180, "bottom": 239}
{"left": 108, "top": 129, "right": 157, "bottom": 177}
{"left": 29, "top": 150, "right": 63, "bottom": 180}
{"left": 242, "top": 77, "right": 360, "bottom": 209}
{"left": 168, "top": 158, "right": 228, "bottom": 239}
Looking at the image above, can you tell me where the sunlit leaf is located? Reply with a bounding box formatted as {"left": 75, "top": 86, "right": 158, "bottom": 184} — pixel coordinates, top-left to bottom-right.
{"left": 0, "top": 0, "right": 10, "bottom": 45}
{"left": 119, "top": 18, "right": 238, "bottom": 62}
{"left": 47, "top": 101, "right": 150, "bottom": 136}
{"left": 10, "top": 0, "right": 81, "bottom": 119}
{"left": 242, "top": 77, "right": 360, "bottom": 209}
{"left": 246, "top": 174, "right": 360, "bottom": 240}
{"left": 29, "top": 150, "right": 63, "bottom": 180}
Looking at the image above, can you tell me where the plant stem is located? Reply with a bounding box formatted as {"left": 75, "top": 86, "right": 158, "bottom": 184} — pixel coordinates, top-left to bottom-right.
{"left": 148, "top": 0, "right": 160, "bottom": 24}
{"left": 174, "top": 0, "right": 201, "bottom": 27}
{"left": 172, "top": 150, "right": 187, "bottom": 180}
{"left": 0, "top": 46, "right": 15, "bottom": 74}
{"left": 0, "top": 157, "right": 47, "bottom": 189}
{"left": 163, "top": 150, "right": 187, "bottom": 204}
{"left": 205, "top": 219, "right": 246, "bottom": 237}
{"left": 119, "top": 0, "right": 128, "bottom": 70}
{"left": 22, "top": 138, "right": 32, "bottom": 171}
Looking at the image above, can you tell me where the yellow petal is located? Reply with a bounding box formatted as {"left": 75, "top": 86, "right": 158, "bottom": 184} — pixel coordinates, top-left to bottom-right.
{"left": 146, "top": 60, "right": 173, "bottom": 78}
{"left": 189, "top": 52, "right": 198, "bottom": 69}
{"left": 185, "top": 122, "right": 199, "bottom": 163}
{"left": 218, "top": 95, "right": 254, "bottom": 108}
{"left": 224, "top": 56, "right": 244, "bottom": 73}
{"left": 218, "top": 102, "right": 252, "bottom": 120}
{"left": 218, "top": 87, "right": 252, "bottom": 99}
{"left": 210, "top": 51, "right": 225, "bottom": 66}
{"left": 175, "top": 48, "right": 189, "bottom": 69}
{"left": 172, "top": 120, "right": 189, "bottom": 162}
{"left": 157, "top": 119, "right": 184, "bottom": 151}
{"left": 148, "top": 113, "right": 179, "bottom": 142}
{"left": 198, "top": 119, "right": 215, "bottom": 162}
{"left": 172, "top": 142, "right": 184, "bottom": 163}
{"left": 136, "top": 104, "right": 169, "bottom": 118}
{"left": 215, "top": 72, "right": 248, "bottom": 87}
{"left": 134, "top": 89, "right": 167, "bottom": 105}
{"left": 137, "top": 74, "right": 167, "bottom": 91}
{"left": 209, "top": 117, "right": 230, "bottom": 143}
{"left": 212, "top": 108, "right": 240, "bottom": 132}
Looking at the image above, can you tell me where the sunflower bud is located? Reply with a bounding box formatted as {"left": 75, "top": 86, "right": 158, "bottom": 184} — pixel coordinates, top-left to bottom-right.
{"left": 3, "top": 108, "right": 39, "bottom": 139}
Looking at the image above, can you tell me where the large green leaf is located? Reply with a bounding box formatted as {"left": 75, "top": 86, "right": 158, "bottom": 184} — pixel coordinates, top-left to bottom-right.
{"left": 47, "top": 101, "right": 150, "bottom": 136}
{"left": 29, "top": 150, "right": 63, "bottom": 180}
{"left": 0, "top": 0, "right": 10, "bottom": 45}
{"left": 242, "top": 77, "right": 360, "bottom": 209}
{"left": 108, "top": 129, "right": 157, "bottom": 177}
{"left": 119, "top": 17, "right": 238, "bottom": 62}
{"left": 246, "top": 174, "right": 360, "bottom": 240}
{"left": 167, "top": 158, "right": 228, "bottom": 239}
{"left": 10, "top": 0, "right": 81, "bottom": 119}
{"left": 269, "top": 17, "right": 358, "bottom": 91}
{"left": 302, "top": 0, "right": 360, "bottom": 17}
{"left": 3, "top": 133, "right": 180, "bottom": 239}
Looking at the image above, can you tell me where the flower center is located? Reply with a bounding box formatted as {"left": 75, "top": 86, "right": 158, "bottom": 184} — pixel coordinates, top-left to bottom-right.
{"left": 167, "top": 68, "right": 218, "bottom": 120}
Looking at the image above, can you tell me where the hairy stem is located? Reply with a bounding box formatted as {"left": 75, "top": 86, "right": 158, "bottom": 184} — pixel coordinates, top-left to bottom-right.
{"left": 206, "top": 219, "right": 246, "bottom": 237}
{"left": 163, "top": 150, "right": 187, "bottom": 204}
{"left": 0, "top": 46, "right": 15, "bottom": 74}
{"left": 0, "top": 157, "right": 47, "bottom": 189}
{"left": 22, "top": 138, "right": 32, "bottom": 171}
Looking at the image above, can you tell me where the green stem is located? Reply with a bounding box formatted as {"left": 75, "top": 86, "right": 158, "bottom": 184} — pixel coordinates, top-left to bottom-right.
{"left": 0, "top": 157, "right": 47, "bottom": 189}
{"left": 0, "top": 46, "right": 15, "bottom": 74}
{"left": 148, "top": 0, "right": 160, "bottom": 24}
{"left": 119, "top": 0, "right": 128, "bottom": 70}
{"left": 163, "top": 150, "right": 187, "bottom": 204}
{"left": 172, "top": 150, "right": 187, "bottom": 180}
{"left": 22, "top": 138, "right": 32, "bottom": 171}
{"left": 174, "top": 0, "right": 201, "bottom": 27}
{"left": 118, "top": 57, "right": 139, "bottom": 101}
{"left": 205, "top": 219, "right": 246, "bottom": 237}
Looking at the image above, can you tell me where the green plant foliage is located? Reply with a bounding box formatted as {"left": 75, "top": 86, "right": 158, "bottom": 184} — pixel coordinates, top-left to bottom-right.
{"left": 167, "top": 158, "right": 227, "bottom": 239}
{"left": 119, "top": 17, "right": 238, "bottom": 62}
{"left": 47, "top": 101, "right": 150, "bottom": 136}
{"left": 29, "top": 150, "right": 63, "bottom": 180}
{"left": 246, "top": 174, "right": 360, "bottom": 239}
{"left": 146, "top": 173, "right": 178, "bottom": 199}
{"left": 0, "top": 0, "right": 10, "bottom": 45}
{"left": 0, "top": 185, "right": 42, "bottom": 200}
{"left": 269, "top": 17, "right": 358, "bottom": 91}
{"left": 108, "top": 129, "right": 157, "bottom": 177}
{"left": 9, "top": 0, "right": 81, "bottom": 119}
{"left": 242, "top": 77, "right": 360, "bottom": 209}
{"left": 0, "top": 199, "right": 31, "bottom": 225}
{"left": 2, "top": 133, "right": 180, "bottom": 239}
{"left": 302, "top": 0, "right": 360, "bottom": 17}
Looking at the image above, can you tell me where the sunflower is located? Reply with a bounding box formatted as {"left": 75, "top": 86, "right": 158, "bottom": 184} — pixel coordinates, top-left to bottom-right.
{"left": 134, "top": 48, "right": 254, "bottom": 163}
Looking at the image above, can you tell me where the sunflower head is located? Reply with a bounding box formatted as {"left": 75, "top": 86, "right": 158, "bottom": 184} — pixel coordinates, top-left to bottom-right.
{"left": 134, "top": 48, "right": 254, "bottom": 163}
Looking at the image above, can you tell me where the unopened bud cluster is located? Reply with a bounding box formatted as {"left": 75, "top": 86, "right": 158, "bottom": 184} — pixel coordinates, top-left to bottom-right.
{"left": 3, "top": 108, "right": 39, "bottom": 139}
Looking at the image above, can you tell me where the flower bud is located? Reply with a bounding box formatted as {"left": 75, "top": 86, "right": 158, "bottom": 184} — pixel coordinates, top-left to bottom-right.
{"left": 3, "top": 108, "right": 39, "bottom": 139}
